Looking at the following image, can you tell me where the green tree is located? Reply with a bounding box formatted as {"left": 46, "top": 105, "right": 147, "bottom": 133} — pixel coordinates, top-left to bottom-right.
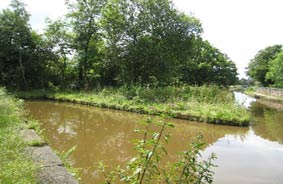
{"left": 0, "top": 0, "right": 53, "bottom": 89}
{"left": 66, "top": 0, "right": 106, "bottom": 89}
{"left": 247, "top": 45, "right": 282, "bottom": 86}
{"left": 182, "top": 39, "right": 238, "bottom": 86}
{"left": 101, "top": 0, "right": 202, "bottom": 86}
{"left": 45, "top": 18, "right": 74, "bottom": 88}
{"left": 266, "top": 51, "right": 283, "bottom": 88}
{"left": 27, "top": 31, "right": 57, "bottom": 88}
{"left": 0, "top": 0, "right": 31, "bottom": 88}
{"left": 0, "top": 0, "right": 240, "bottom": 89}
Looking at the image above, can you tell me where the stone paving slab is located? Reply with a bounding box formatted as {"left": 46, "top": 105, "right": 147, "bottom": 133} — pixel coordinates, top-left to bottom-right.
{"left": 38, "top": 165, "right": 78, "bottom": 184}
{"left": 21, "top": 129, "right": 79, "bottom": 184}
{"left": 20, "top": 129, "right": 42, "bottom": 143}
{"left": 26, "top": 146, "right": 63, "bottom": 167}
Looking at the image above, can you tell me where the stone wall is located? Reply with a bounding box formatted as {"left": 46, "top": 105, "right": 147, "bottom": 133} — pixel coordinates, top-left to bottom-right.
{"left": 257, "top": 87, "right": 283, "bottom": 97}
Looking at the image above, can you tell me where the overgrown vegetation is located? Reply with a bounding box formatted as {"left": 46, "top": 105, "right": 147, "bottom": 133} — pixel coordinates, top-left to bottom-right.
{"left": 57, "top": 146, "right": 81, "bottom": 180}
{"left": 15, "top": 85, "right": 250, "bottom": 126}
{"left": 0, "top": 87, "right": 37, "bottom": 183}
{"left": 100, "top": 118, "right": 216, "bottom": 184}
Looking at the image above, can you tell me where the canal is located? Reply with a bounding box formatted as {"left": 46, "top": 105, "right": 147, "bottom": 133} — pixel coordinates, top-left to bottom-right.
{"left": 25, "top": 92, "right": 283, "bottom": 183}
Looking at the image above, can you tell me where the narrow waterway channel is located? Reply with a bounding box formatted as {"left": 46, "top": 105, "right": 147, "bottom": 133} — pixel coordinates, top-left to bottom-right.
{"left": 25, "top": 93, "right": 283, "bottom": 184}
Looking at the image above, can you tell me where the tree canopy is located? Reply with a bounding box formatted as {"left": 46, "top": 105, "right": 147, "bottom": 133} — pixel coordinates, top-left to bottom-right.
{"left": 266, "top": 50, "right": 283, "bottom": 87}
{"left": 0, "top": 0, "right": 239, "bottom": 89}
{"left": 247, "top": 44, "right": 282, "bottom": 86}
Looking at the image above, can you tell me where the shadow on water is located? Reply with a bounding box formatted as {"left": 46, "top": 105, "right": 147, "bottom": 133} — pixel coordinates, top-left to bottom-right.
{"left": 25, "top": 95, "right": 283, "bottom": 184}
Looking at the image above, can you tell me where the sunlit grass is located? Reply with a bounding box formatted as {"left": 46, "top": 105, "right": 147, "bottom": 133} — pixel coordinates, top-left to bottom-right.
{"left": 0, "top": 87, "right": 38, "bottom": 183}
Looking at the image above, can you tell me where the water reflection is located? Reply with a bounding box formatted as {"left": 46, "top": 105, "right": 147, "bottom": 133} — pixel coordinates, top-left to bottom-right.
{"left": 204, "top": 129, "right": 283, "bottom": 184}
{"left": 251, "top": 103, "right": 283, "bottom": 144}
{"left": 233, "top": 91, "right": 256, "bottom": 108}
{"left": 25, "top": 99, "right": 283, "bottom": 184}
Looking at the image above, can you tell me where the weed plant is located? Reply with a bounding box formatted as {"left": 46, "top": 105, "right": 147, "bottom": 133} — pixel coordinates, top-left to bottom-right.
{"left": 100, "top": 117, "right": 216, "bottom": 184}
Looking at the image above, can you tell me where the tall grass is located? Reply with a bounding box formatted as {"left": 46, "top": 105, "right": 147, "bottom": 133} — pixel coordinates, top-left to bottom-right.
{"left": 117, "top": 85, "right": 233, "bottom": 103}
{"left": 0, "top": 87, "right": 37, "bottom": 183}
{"left": 15, "top": 85, "right": 250, "bottom": 126}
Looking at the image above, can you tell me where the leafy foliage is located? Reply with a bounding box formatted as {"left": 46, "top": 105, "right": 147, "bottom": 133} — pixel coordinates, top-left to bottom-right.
{"left": 101, "top": 0, "right": 203, "bottom": 86}
{"left": 1, "top": 0, "right": 239, "bottom": 89}
{"left": 184, "top": 39, "right": 238, "bottom": 85}
{"left": 266, "top": 51, "right": 283, "bottom": 87}
{"left": 66, "top": 0, "right": 106, "bottom": 89}
{"left": 0, "top": 0, "right": 56, "bottom": 89}
{"left": 44, "top": 18, "right": 75, "bottom": 88}
{"left": 247, "top": 45, "right": 282, "bottom": 86}
{"left": 99, "top": 118, "right": 216, "bottom": 184}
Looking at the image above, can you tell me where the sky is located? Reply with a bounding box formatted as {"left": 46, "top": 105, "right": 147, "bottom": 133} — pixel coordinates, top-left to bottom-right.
{"left": 1, "top": 0, "right": 283, "bottom": 79}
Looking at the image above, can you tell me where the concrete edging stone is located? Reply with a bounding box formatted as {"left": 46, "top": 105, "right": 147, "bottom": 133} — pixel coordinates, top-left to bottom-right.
{"left": 20, "top": 129, "right": 79, "bottom": 184}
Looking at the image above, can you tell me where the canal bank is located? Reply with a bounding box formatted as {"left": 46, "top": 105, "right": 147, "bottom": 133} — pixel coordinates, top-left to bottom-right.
{"left": 0, "top": 87, "right": 78, "bottom": 184}
{"left": 20, "top": 127, "right": 79, "bottom": 184}
{"left": 14, "top": 86, "right": 250, "bottom": 126}
{"left": 246, "top": 87, "right": 283, "bottom": 103}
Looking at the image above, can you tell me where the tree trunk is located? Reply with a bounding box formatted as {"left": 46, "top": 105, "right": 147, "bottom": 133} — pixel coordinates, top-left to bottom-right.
{"left": 78, "top": 61, "right": 83, "bottom": 88}
{"left": 83, "top": 46, "right": 89, "bottom": 90}
{"left": 19, "top": 44, "right": 28, "bottom": 89}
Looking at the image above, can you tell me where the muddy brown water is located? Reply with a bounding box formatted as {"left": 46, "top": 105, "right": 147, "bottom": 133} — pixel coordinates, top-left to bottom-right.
{"left": 25, "top": 93, "right": 283, "bottom": 184}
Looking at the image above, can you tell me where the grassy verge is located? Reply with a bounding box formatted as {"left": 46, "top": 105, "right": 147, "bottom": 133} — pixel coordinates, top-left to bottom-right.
{"left": 0, "top": 87, "right": 38, "bottom": 183}
{"left": 15, "top": 85, "right": 250, "bottom": 126}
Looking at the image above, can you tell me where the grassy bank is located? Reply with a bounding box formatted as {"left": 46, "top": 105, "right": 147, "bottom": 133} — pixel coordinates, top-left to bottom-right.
{"left": 15, "top": 85, "right": 250, "bottom": 126}
{"left": 0, "top": 88, "right": 38, "bottom": 183}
